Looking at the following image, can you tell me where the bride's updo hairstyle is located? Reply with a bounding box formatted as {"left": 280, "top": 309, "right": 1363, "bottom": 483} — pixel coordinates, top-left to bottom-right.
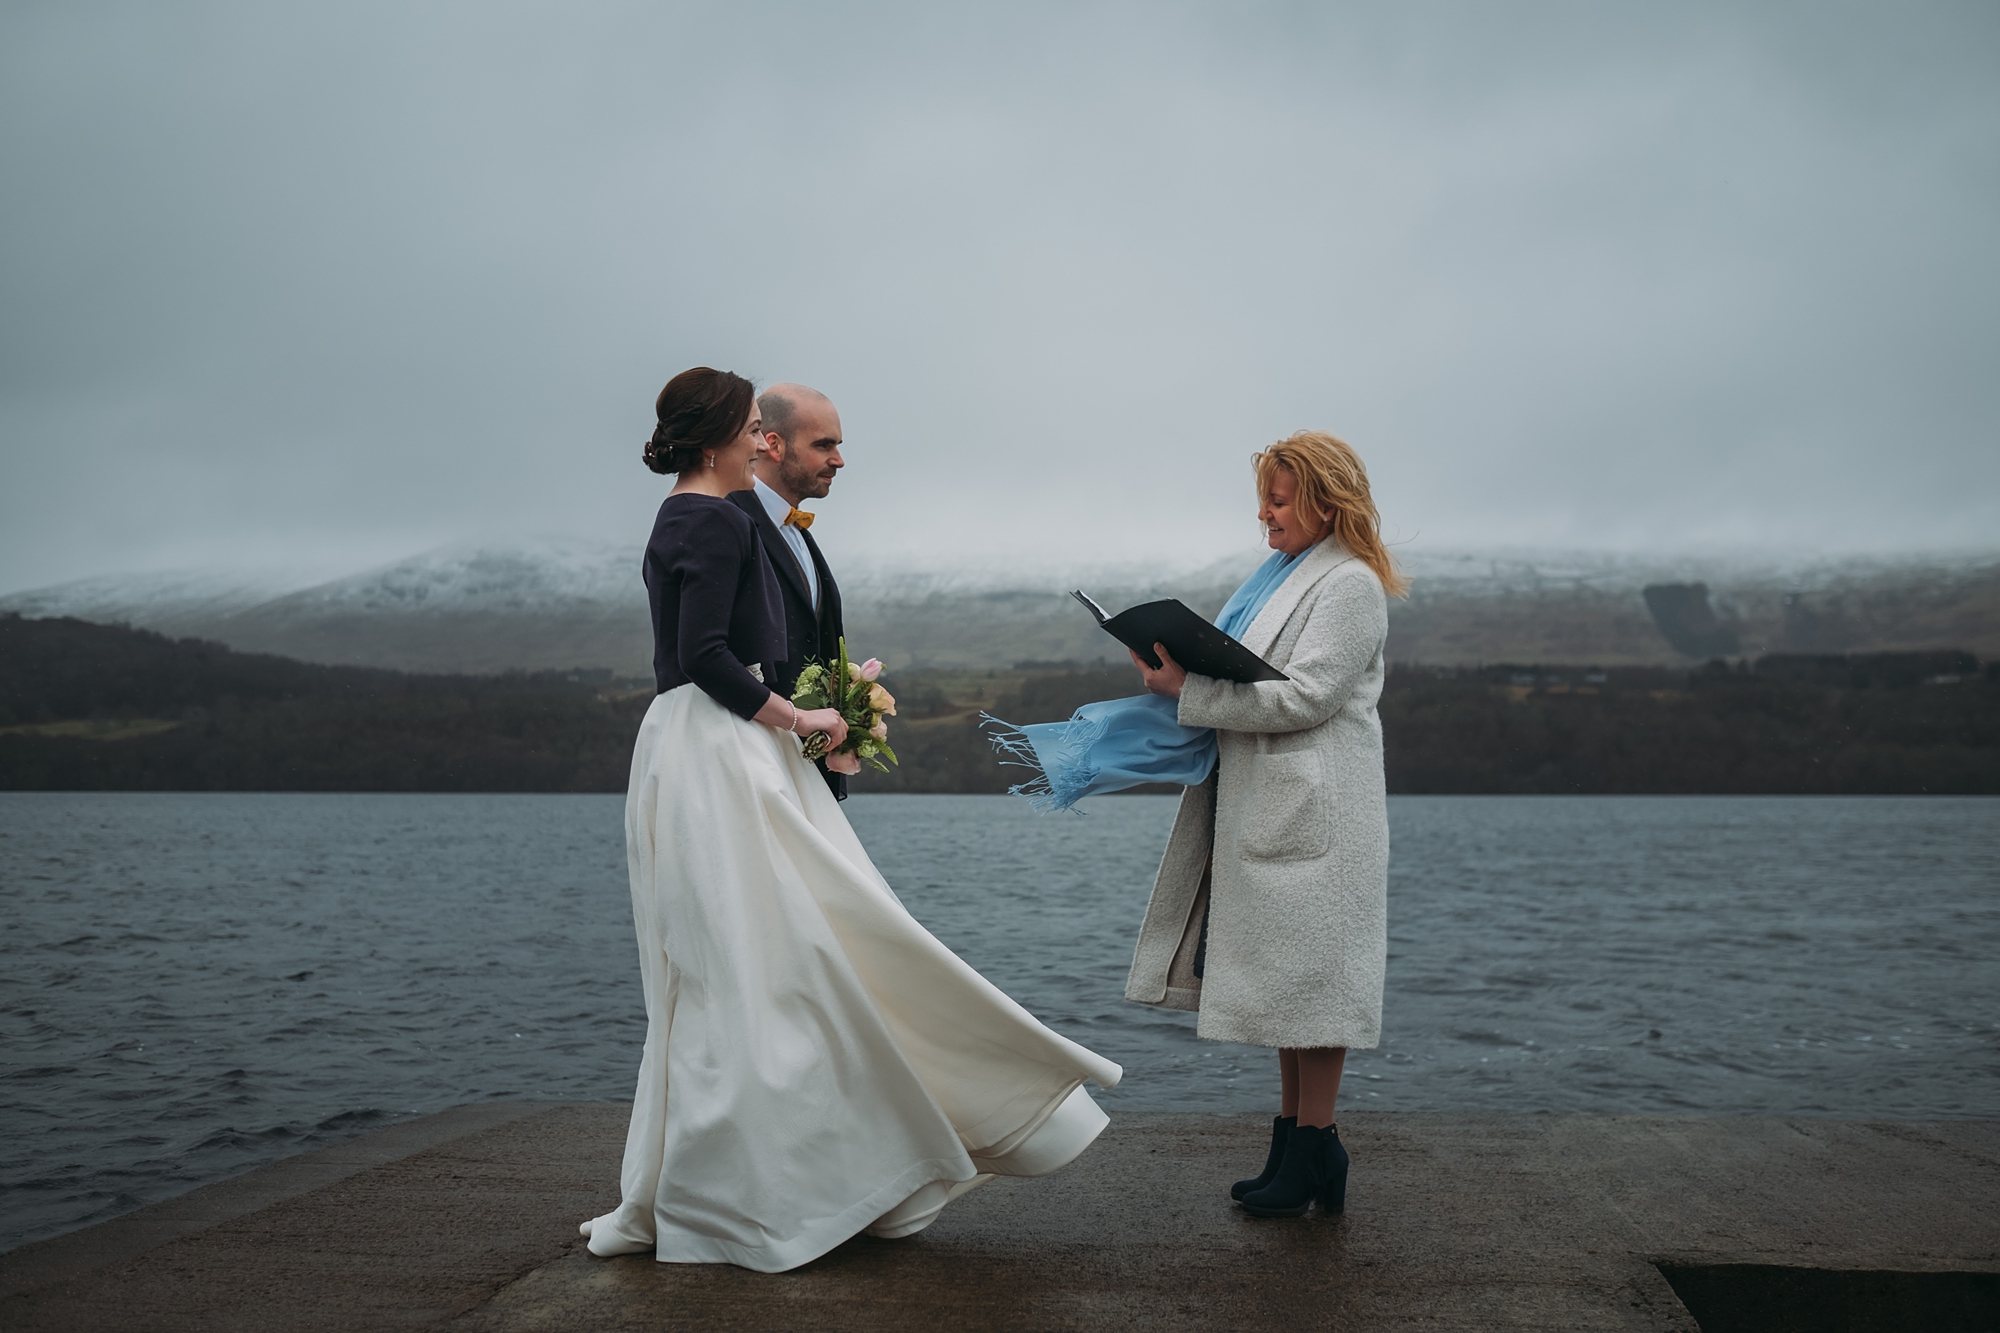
{"left": 643, "top": 367, "right": 756, "bottom": 475}
{"left": 1253, "top": 431, "right": 1410, "bottom": 598}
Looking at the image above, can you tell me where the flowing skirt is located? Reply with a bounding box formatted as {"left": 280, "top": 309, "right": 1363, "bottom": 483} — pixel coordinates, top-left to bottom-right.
{"left": 581, "top": 685, "right": 1123, "bottom": 1272}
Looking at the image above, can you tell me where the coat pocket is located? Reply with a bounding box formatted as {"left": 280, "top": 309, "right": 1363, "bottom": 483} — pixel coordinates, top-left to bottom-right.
{"left": 1239, "top": 750, "right": 1330, "bottom": 863}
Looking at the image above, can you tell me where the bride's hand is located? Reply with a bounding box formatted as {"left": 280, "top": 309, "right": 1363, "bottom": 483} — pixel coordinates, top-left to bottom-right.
{"left": 825, "top": 750, "right": 863, "bottom": 776}
{"left": 798, "top": 707, "right": 849, "bottom": 749}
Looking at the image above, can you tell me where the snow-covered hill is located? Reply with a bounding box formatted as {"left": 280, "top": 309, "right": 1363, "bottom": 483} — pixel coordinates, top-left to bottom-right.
{"left": 267, "top": 538, "right": 642, "bottom": 615}
{"left": 5, "top": 541, "right": 1996, "bottom": 674}
{"left": 0, "top": 569, "right": 315, "bottom": 636}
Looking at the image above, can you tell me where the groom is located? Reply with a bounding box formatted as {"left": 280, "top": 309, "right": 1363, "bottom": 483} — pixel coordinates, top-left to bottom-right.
{"left": 731, "top": 382, "right": 851, "bottom": 798}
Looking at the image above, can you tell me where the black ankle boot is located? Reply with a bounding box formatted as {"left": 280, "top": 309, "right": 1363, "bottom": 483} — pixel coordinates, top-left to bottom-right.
{"left": 1230, "top": 1115, "right": 1296, "bottom": 1201}
{"left": 1242, "top": 1122, "right": 1348, "bottom": 1217}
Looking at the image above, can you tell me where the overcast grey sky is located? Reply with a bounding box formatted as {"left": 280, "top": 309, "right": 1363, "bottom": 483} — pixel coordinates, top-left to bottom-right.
{"left": 3, "top": 0, "right": 1996, "bottom": 590}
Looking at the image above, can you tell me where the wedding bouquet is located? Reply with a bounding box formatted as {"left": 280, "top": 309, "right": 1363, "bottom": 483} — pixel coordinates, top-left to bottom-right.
{"left": 789, "top": 637, "right": 900, "bottom": 772}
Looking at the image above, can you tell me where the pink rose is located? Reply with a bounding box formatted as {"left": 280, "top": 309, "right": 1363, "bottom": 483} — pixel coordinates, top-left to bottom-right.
{"left": 860, "top": 658, "right": 884, "bottom": 682}
{"left": 869, "top": 719, "right": 889, "bottom": 740}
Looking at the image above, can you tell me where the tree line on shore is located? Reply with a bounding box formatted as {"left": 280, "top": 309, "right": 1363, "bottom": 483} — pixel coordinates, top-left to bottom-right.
{"left": 3, "top": 614, "right": 1995, "bottom": 795}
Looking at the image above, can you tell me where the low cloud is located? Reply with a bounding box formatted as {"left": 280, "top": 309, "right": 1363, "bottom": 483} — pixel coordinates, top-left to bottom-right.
{"left": 2, "top": 1, "right": 1996, "bottom": 590}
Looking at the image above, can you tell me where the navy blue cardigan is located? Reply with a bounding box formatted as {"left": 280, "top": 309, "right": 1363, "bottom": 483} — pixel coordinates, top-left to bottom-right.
{"left": 642, "top": 494, "right": 785, "bottom": 719}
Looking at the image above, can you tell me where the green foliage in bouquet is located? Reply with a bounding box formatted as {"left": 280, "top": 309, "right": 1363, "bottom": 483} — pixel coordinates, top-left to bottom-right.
{"left": 789, "top": 637, "right": 900, "bottom": 772}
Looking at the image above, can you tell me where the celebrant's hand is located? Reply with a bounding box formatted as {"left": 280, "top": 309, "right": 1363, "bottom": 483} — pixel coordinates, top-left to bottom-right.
{"left": 825, "top": 750, "right": 863, "bottom": 776}
{"left": 1132, "top": 643, "right": 1188, "bottom": 699}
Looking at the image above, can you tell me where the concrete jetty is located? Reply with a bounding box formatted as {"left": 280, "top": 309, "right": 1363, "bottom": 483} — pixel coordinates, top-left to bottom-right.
{"left": 3, "top": 1104, "right": 1995, "bottom": 1331}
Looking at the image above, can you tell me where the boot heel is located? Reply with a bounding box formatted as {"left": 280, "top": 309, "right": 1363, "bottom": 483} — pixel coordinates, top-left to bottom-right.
{"left": 1320, "top": 1125, "right": 1350, "bottom": 1213}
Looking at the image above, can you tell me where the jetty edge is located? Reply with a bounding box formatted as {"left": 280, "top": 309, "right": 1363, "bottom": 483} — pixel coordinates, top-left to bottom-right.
{"left": 2, "top": 1105, "right": 1994, "bottom": 1331}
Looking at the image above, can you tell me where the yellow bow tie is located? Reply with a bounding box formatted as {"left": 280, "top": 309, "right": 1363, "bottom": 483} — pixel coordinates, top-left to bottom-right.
{"left": 784, "top": 508, "right": 814, "bottom": 531}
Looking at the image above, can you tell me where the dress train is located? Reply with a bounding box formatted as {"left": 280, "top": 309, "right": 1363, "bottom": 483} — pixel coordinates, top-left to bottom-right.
{"left": 582, "top": 685, "right": 1121, "bottom": 1272}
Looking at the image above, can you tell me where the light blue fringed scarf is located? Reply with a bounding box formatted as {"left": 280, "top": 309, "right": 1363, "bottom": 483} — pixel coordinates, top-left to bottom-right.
{"left": 984, "top": 549, "right": 1303, "bottom": 811}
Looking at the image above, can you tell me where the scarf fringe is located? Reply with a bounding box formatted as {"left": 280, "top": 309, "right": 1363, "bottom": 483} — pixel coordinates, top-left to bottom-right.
{"left": 979, "top": 712, "right": 1105, "bottom": 813}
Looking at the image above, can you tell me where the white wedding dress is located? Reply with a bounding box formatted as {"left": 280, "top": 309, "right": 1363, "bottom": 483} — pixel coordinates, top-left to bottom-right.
{"left": 580, "top": 683, "right": 1123, "bottom": 1272}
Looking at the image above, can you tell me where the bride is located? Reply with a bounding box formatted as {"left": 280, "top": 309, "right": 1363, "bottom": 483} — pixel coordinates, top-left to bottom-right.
{"left": 580, "top": 366, "right": 1121, "bottom": 1272}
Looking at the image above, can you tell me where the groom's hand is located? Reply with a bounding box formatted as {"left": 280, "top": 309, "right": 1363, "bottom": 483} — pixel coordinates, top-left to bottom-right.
{"left": 1131, "top": 643, "right": 1188, "bottom": 699}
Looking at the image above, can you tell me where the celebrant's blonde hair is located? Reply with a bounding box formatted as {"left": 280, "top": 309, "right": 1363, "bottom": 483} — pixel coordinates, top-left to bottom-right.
{"left": 1254, "top": 431, "right": 1409, "bottom": 598}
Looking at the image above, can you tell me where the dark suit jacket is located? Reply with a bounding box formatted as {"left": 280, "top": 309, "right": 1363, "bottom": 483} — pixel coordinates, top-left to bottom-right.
{"left": 728, "top": 489, "right": 848, "bottom": 800}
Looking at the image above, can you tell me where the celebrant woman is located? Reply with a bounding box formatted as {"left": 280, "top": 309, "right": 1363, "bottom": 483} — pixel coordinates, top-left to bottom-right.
{"left": 580, "top": 366, "right": 1120, "bottom": 1272}
{"left": 988, "top": 430, "right": 1403, "bottom": 1218}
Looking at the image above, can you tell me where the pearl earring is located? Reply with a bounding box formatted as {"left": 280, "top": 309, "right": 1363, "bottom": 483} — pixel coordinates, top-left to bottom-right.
{"left": 706, "top": 454, "right": 716, "bottom": 469}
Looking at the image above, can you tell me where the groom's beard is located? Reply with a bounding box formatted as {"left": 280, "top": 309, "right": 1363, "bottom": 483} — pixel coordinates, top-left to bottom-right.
{"left": 778, "top": 453, "right": 832, "bottom": 501}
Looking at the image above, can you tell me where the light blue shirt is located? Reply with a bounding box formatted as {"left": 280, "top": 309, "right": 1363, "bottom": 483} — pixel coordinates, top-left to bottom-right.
{"left": 753, "top": 477, "right": 819, "bottom": 612}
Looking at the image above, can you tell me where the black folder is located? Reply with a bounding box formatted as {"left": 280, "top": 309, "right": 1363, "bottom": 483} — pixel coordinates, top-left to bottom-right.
{"left": 1071, "top": 591, "right": 1289, "bottom": 683}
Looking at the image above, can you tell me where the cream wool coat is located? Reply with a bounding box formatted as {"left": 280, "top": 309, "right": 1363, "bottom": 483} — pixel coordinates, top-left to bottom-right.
{"left": 1123, "top": 539, "right": 1390, "bottom": 1049}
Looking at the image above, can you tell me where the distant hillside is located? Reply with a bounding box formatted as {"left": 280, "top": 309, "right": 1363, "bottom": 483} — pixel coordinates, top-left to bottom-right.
{"left": 6, "top": 542, "right": 1998, "bottom": 675}
{"left": 4, "top": 615, "right": 1994, "bottom": 795}
{"left": 0, "top": 616, "right": 643, "bottom": 792}
{"left": 861, "top": 652, "right": 2000, "bottom": 797}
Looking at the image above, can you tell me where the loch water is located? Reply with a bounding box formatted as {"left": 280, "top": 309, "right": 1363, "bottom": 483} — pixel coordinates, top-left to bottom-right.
{"left": 2, "top": 791, "right": 1995, "bottom": 1253}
